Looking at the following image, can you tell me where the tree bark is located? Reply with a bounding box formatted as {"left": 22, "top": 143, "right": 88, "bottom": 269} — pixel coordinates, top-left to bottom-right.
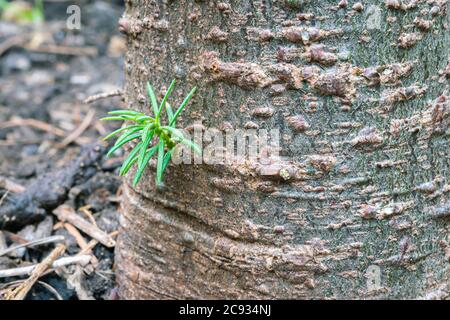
{"left": 115, "top": 0, "right": 449, "bottom": 299}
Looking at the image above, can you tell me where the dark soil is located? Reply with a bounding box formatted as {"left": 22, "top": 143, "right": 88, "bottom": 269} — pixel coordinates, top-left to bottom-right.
{"left": 0, "top": 0, "right": 126, "bottom": 300}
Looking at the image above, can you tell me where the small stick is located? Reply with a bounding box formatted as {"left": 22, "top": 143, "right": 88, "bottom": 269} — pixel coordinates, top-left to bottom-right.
{"left": 0, "top": 231, "right": 7, "bottom": 251}
{"left": 0, "top": 139, "right": 41, "bottom": 146}
{"left": 64, "top": 223, "right": 88, "bottom": 249}
{"left": 0, "top": 191, "right": 8, "bottom": 207}
{"left": 0, "top": 119, "right": 88, "bottom": 146}
{"left": 0, "top": 35, "right": 29, "bottom": 56}
{"left": 64, "top": 223, "right": 99, "bottom": 265}
{"left": 79, "top": 205, "right": 97, "bottom": 226}
{"left": 1, "top": 280, "right": 63, "bottom": 300}
{"left": 0, "top": 177, "right": 26, "bottom": 193}
{"left": 57, "top": 110, "right": 96, "bottom": 148}
{"left": 53, "top": 222, "right": 64, "bottom": 230}
{"left": 77, "top": 231, "right": 119, "bottom": 257}
{"left": 0, "top": 235, "right": 65, "bottom": 257}
{"left": 0, "top": 255, "right": 91, "bottom": 279}
{"left": 84, "top": 89, "right": 123, "bottom": 104}
{"left": 4, "top": 244, "right": 65, "bottom": 300}
{"left": 22, "top": 44, "right": 98, "bottom": 56}
{"left": 94, "top": 121, "right": 107, "bottom": 135}
{"left": 35, "top": 281, "right": 64, "bottom": 300}
{"left": 0, "top": 118, "right": 67, "bottom": 137}
{"left": 53, "top": 205, "right": 116, "bottom": 248}
{"left": 3, "top": 231, "right": 28, "bottom": 245}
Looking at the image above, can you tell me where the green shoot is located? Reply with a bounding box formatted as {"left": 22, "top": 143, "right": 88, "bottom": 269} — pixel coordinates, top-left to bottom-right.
{"left": 0, "top": 0, "right": 44, "bottom": 24}
{"left": 102, "top": 80, "right": 200, "bottom": 187}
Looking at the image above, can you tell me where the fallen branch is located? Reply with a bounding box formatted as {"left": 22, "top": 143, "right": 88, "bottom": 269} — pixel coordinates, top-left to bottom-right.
{"left": 0, "top": 143, "right": 105, "bottom": 231}
{"left": 3, "top": 244, "right": 65, "bottom": 300}
{"left": 53, "top": 205, "right": 115, "bottom": 248}
{"left": 0, "top": 254, "right": 91, "bottom": 278}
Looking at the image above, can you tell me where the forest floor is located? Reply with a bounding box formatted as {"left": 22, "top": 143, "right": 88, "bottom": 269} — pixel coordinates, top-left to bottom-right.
{"left": 0, "top": 1, "right": 125, "bottom": 299}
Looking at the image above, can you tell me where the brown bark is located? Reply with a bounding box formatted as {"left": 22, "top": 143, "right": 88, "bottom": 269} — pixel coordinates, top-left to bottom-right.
{"left": 116, "top": 0, "right": 449, "bottom": 299}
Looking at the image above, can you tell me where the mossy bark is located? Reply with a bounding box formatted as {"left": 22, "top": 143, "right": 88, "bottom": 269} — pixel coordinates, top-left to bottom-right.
{"left": 115, "top": 0, "right": 449, "bottom": 299}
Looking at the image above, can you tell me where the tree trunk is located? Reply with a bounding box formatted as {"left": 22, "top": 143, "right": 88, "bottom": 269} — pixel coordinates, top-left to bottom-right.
{"left": 115, "top": 0, "right": 449, "bottom": 299}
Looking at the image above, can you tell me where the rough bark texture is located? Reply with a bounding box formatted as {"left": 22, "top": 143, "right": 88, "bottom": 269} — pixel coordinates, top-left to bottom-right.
{"left": 116, "top": 0, "right": 449, "bottom": 299}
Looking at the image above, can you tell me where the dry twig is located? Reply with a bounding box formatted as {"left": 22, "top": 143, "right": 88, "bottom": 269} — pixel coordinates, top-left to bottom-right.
{"left": 84, "top": 89, "right": 123, "bottom": 104}
{"left": 79, "top": 205, "right": 97, "bottom": 226}
{"left": 0, "top": 191, "right": 9, "bottom": 207}
{"left": 0, "top": 254, "right": 91, "bottom": 278}
{"left": 1, "top": 280, "right": 63, "bottom": 300}
{"left": 53, "top": 205, "right": 115, "bottom": 248}
{"left": 0, "top": 177, "right": 26, "bottom": 193}
{"left": 22, "top": 44, "right": 98, "bottom": 56}
{"left": 57, "top": 110, "right": 96, "bottom": 148}
{"left": 0, "top": 118, "right": 67, "bottom": 137}
{"left": 0, "top": 231, "right": 7, "bottom": 251}
{"left": 3, "top": 244, "right": 65, "bottom": 300}
{"left": 64, "top": 223, "right": 99, "bottom": 265}
{"left": 0, "top": 35, "right": 29, "bottom": 56}
{"left": 77, "top": 230, "right": 119, "bottom": 257}
{"left": 0, "top": 235, "right": 65, "bottom": 257}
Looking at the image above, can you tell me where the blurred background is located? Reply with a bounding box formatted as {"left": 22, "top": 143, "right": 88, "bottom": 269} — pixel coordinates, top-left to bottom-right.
{"left": 0, "top": 0, "right": 126, "bottom": 299}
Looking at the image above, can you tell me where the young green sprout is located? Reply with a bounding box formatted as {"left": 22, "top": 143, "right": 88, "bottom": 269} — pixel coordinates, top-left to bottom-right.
{"left": 101, "top": 80, "right": 200, "bottom": 187}
{"left": 0, "top": 0, "right": 45, "bottom": 24}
